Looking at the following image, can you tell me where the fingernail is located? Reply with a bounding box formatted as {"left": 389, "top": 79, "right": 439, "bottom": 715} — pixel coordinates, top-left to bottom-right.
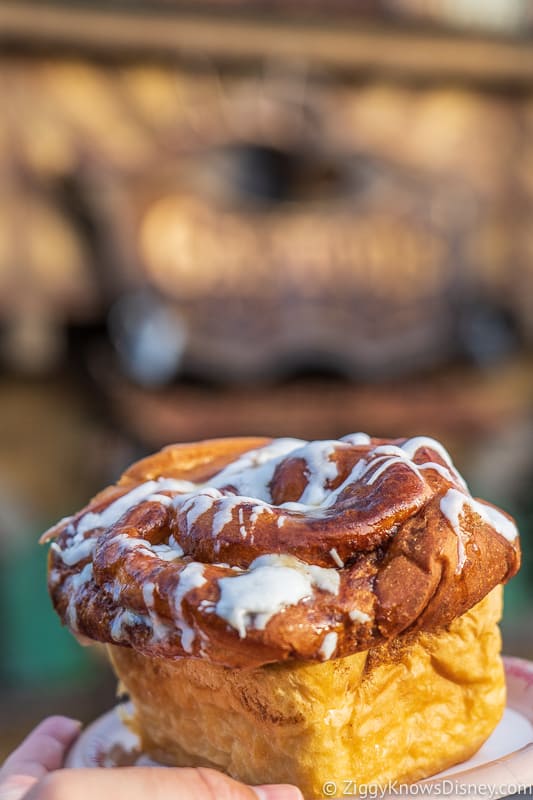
{"left": 60, "top": 717, "right": 82, "bottom": 729}
{"left": 252, "top": 786, "right": 304, "bottom": 800}
{"left": 44, "top": 715, "right": 81, "bottom": 726}
{"left": 44, "top": 716, "right": 82, "bottom": 732}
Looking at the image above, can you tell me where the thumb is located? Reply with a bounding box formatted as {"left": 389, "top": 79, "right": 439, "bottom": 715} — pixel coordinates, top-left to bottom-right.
{"left": 169, "top": 767, "right": 303, "bottom": 800}
{"left": 24, "top": 766, "right": 304, "bottom": 800}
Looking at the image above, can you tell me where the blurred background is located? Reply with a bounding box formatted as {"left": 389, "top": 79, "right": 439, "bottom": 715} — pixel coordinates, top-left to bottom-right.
{"left": 1, "top": 0, "right": 532, "bottom": 761}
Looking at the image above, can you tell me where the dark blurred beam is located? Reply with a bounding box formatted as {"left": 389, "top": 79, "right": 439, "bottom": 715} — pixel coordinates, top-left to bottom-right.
{"left": 1, "top": 2, "right": 533, "bottom": 85}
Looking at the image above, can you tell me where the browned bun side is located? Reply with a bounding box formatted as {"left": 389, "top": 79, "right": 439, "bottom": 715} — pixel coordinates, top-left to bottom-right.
{"left": 108, "top": 587, "right": 506, "bottom": 797}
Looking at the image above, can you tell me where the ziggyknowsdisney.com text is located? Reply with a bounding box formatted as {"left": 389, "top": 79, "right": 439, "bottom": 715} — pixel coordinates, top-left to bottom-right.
{"left": 321, "top": 780, "right": 531, "bottom": 798}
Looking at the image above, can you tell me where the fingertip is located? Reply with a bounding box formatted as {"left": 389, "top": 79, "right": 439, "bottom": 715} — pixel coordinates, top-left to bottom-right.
{"left": 38, "top": 716, "right": 81, "bottom": 729}
{"left": 33, "top": 716, "right": 82, "bottom": 744}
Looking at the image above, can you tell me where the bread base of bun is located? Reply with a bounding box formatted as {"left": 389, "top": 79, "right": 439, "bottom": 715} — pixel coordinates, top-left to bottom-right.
{"left": 108, "top": 585, "right": 505, "bottom": 798}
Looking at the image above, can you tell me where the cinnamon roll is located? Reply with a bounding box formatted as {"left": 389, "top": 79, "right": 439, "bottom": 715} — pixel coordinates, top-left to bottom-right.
{"left": 43, "top": 434, "right": 520, "bottom": 797}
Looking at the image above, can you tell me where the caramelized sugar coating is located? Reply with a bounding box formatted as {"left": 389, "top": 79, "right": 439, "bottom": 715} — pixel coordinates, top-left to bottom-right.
{"left": 43, "top": 434, "right": 520, "bottom": 667}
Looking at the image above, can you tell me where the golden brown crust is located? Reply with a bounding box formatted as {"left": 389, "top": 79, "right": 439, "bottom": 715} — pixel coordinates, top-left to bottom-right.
{"left": 108, "top": 587, "right": 506, "bottom": 797}
{"left": 121, "top": 437, "right": 271, "bottom": 486}
{"left": 44, "top": 434, "right": 520, "bottom": 667}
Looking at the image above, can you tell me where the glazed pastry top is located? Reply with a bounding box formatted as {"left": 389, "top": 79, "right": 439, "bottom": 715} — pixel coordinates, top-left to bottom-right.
{"left": 43, "top": 434, "right": 520, "bottom": 667}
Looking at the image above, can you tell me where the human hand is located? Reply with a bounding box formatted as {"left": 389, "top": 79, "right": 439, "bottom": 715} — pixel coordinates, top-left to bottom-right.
{"left": 0, "top": 717, "right": 303, "bottom": 800}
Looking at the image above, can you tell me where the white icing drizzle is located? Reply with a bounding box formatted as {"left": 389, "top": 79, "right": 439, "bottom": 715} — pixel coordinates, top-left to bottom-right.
{"left": 110, "top": 608, "right": 143, "bottom": 642}
{"left": 366, "top": 455, "right": 421, "bottom": 486}
{"left": 401, "top": 436, "right": 468, "bottom": 490}
{"left": 250, "top": 504, "right": 269, "bottom": 525}
{"left": 142, "top": 581, "right": 170, "bottom": 641}
{"left": 418, "top": 461, "right": 458, "bottom": 483}
{"left": 215, "top": 553, "right": 339, "bottom": 638}
{"left": 278, "top": 501, "right": 307, "bottom": 512}
{"left": 50, "top": 433, "right": 516, "bottom": 653}
{"left": 110, "top": 533, "right": 158, "bottom": 559}
{"left": 245, "top": 554, "right": 339, "bottom": 595}
{"left": 143, "top": 581, "right": 156, "bottom": 606}
{"left": 321, "top": 456, "right": 372, "bottom": 506}
{"left": 238, "top": 508, "right": 246, "bottom": 538}
{"left": 48, "top": 567, "right": 62, "bottom": 588}
{"left": 173, "top": 563, "right": 206, "bottom": 653}
{"left": 146, "top": 493, "right": 173, "bottom": 506}
{"left": 211, "top": 495, "right": 241, "bottom": 536}
{"left": 64, "top": 563, "right": 93, "bottom": 630}
{"left": 110, "top": 611, "right": 125, "bottom": 641}
{"left": 197, "top": 629, "right": 211, "bottom": 657}
{"left": 372, "top": 445, "right": 408, "bottom": 457}
{"left": 58, "top": 434, "right": 476, "bottom": 571}
{"left": 440, "top": 488, "right": 517, "bottom": 572}
{"left": 180, "top": 488, "right": 223, "bottom": 528}
{"left": 319, "top": 631, "right": 338, "bottom": 660}
{"left": 180, "top": 491, "right": 270, "bottom": 538}
{"left": 340, "top": 433, "right": 371, "bottom": 446}
{"left": 474, "top": 500, "right": 518, "bottom": 542}
{"left": 401, "top": 436, "right": 454, "bottom": 467}
{"left": 51, "top": 537, "right": 96, "bottom": 566}
{"left": 76, "top": 478, "right": 194, "bottom": 536}
{"left": 321, "top": 442, "right": 422, "bottom": 506}
{"left": 349, "top": 608, "right": 371, "bottom": 623}
{"left": 211, "top": 438, "right": 305, "bottom": 499}
{"left": 440, "top": 489, "right": 472, "bottom": 572}
{"left": 363, "top": 443, "right": 461, "bottom": 489}
{"left": 296, "top": 440, "right": 339, "bottom": 506}
{"left": 329, "top": 547, "right": 344, "bottom": 568}
{"left": 151, "top": 542, "right": 184, "bottom": 560}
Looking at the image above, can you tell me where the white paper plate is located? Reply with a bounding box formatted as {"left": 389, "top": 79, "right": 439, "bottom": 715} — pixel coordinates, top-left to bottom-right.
{"left": 66, "top": 656, "right": 533, "bottom": 797}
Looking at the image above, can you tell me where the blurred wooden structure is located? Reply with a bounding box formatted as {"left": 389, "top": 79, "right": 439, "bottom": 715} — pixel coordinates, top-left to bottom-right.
{"left": 0, "top": 1, "right": 532, "bottom": 379}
